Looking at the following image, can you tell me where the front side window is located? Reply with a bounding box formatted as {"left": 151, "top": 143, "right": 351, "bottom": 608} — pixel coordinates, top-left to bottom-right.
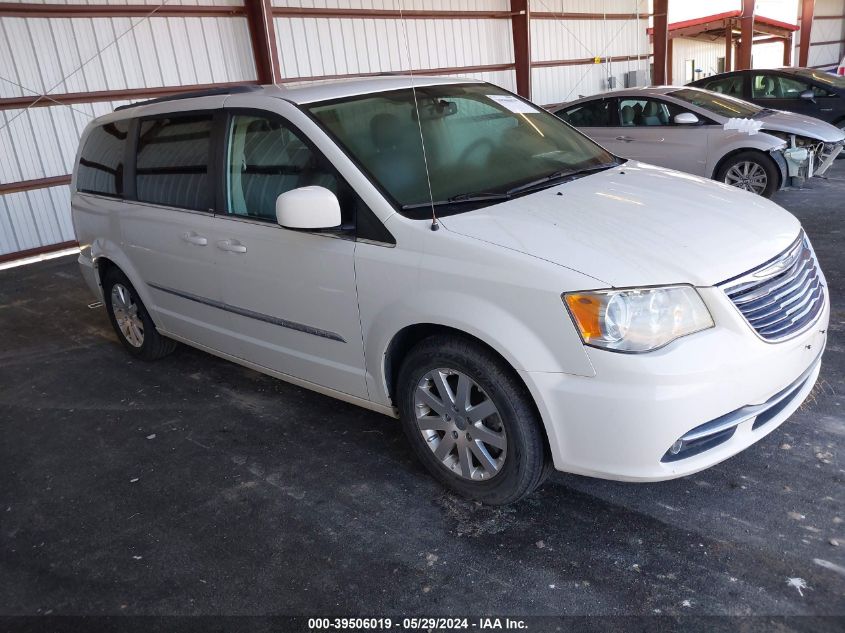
{"left": 77, "top": 121, "right": 129, "bottom": 197}
{"left": 701, "top": 75, "right": 744, "bottom": 97}
{"left": 136, "top": 115, "right": 213, "bottom": 211}
{"left": 751, "top": 74, "right": 828, "bottom": 99}
{"left": 556, "top": 99, "right": 613, "bottom": 127}
{"left": 668, "top": 88, "right": 761, "bottom": 118}
{"left": 306, "top": 84, "right": 615, "bottom": 214}
{"left": 618, "top": 98, "right": 679, "bottom": 126}
{"left": 225, "top": 114, "right": 338, "bottom": 222}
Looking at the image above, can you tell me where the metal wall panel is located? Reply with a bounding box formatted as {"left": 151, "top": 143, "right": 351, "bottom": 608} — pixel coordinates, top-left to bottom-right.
{"left": 796, "top": 0, "right": 845, "bottom": 69}
{"left": 0, "top": 186, "right": 74, "bottom": 255}
{"left": 531, "top": 58, "right": 649, "bottom": 105}
{"left": 0, "top": 16, "right": 255, "bottom": 98}
{"left": 672, "top": 37, "right": 724, "bottom": 85}
{"left": 0, "top": 12, "right": 255, "bottom": 257}
{"left": 0, "top": 1, "right": 244, "bottom": 6}
{"left": 528, "top": 0, "right": 649, "bottom": 105}
{"left": 271, "top": 1, "right": 509, "bottom": 11}
{"left": 273, "top": 15, "right": 513, "bottom": 79}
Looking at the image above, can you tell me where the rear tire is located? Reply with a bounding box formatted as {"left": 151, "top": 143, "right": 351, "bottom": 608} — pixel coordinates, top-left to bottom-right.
{"left": 715, "top": 151, "right": 779, "bottom": 198}
{"left": 397, "top": 335, "right": 549, "bottom": 505}
{"left": 102, "top": 268, "right": 177, "bottom": 361}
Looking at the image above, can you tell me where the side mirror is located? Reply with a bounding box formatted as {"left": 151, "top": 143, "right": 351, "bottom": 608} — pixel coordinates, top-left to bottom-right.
{"left": 674, "top": 112, "right": 700, "bottom": 125}
{"left": 799, "top": 89, "right": 816, "bottom": 102}
{"left": 276, "top": 186, "right": 341, "bottom": 230}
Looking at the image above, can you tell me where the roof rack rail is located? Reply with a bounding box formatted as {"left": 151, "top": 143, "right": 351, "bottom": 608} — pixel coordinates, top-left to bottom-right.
{"left": 114, "top": 85, "right": 262, "bottom": 112}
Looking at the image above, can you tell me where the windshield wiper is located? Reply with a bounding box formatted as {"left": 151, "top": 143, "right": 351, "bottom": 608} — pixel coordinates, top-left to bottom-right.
{"left": 505, "top": 162, "right": 619, "bottom": 196}
{"left": 400, "top": 162, "right": 620, "bottom": 211}
{"left": 401, "top": 191, "right": 510, "bottom": 210}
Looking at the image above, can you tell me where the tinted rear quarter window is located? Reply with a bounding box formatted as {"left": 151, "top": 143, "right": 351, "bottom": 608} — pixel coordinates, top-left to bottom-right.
{"left": 77, "top": 121, "right": 129, "bottom": 197}
{"left": 557, "top": 100, "right": 612, "bottom": 127}
{"left": 136, "top": 115, "right": 213, "bottom": 211}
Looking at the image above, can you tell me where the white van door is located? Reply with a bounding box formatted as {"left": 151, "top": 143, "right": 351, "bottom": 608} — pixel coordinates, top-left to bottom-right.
{"left": 120, "top": 111, "right": 239, "bottom": 357}
{"left": 211, "top": 110, "right": 369, "bottom": 399}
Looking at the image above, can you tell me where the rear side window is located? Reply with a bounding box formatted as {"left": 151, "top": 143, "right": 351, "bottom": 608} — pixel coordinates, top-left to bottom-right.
{"left": 556, "top": 99, "right": 613, "bottom": 127}
{"left": 701, "top": 75, "right": 744, "bottom": 97}
{"left": 77, "top": 121, "right": 129, "bottom": 197}
{"left": 136, "top": 115, "right": 213, "bottom": 211}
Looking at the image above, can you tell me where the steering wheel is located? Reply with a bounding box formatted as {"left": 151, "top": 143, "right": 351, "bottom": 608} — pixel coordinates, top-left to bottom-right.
{"left": 458, "top": 138, "right": 495, "bottom": 164}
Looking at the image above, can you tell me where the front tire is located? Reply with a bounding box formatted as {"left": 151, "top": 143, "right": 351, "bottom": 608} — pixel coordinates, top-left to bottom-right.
{"left": 397, "top": 335, "right": 549, "bottom": 505}
{"left": 102, "top": 268, "right": 177, "bottom": 361}
{"left": 715, "top": 151, "right": 779, "bottom": 198}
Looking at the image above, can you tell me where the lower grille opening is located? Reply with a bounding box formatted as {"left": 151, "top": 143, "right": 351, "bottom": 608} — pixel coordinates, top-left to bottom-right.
{"left": 752, "top": 381, "right": 806, "bottom": 430}
{"left": 661, "top": 355, "right": 820, "bottom": 463}
{"left": 661, "top": 427, "right": 736, "bottom": 463}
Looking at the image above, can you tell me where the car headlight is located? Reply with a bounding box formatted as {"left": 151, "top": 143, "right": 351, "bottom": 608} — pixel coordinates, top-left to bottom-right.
{"left": 563, "top": 286, "right": 714, "bottom": 353}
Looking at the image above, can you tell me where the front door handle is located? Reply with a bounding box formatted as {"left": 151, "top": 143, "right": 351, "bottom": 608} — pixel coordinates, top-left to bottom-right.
{"left": 181, "top": 231, "right": 207, "bottom": 246}
{"left": 615, "top": 136, "right": 635, "bottom": 142}
{"left": 217, "top": 239, "right": 247, "bottom": 254}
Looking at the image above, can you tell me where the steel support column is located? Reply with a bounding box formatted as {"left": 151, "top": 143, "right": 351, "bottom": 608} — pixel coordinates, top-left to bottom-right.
{"left": 652, "top": 0, "right": 668, "bottom": 85}
{"left": 737, "top": 0, "right": 755, "bottom": 69}
{"left": 510, "top": 0, "right": 531, "bottom": 98}
{"left": 798, "top": 0, "right": 815, "bottom": 66}
{"left": 244, "top": 0, "right": 281, "bottom": 84}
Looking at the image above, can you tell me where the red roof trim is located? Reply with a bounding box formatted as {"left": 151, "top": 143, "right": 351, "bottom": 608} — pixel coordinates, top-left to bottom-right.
{"left": 756, "top": 15, "right": 800, "bottom": 31}
{"left": 647, "top": 10, "right": 798, "bottom": 35}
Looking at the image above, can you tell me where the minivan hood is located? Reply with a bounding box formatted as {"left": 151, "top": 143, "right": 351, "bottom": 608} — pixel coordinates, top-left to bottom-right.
{"left": 440, "top": 162, "right": 801, "bottom": 288}
{"left": 757, "top": 109, "right": 845, "bottom": 143}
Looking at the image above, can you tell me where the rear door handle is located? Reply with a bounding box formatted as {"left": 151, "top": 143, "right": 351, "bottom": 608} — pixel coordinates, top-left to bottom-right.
{"left": 181, "top": 231, "right": 207, "bottom": 246}
{"left": 217, "top": 239, "right": 247, "bottom": 254}
{"left": 615, "top": 136, "right": 635, "bottom": 142}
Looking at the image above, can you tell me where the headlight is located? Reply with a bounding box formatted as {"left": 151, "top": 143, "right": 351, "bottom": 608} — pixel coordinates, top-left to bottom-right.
{"left": 563, "top": 286, "right": 714, "bottom": 353}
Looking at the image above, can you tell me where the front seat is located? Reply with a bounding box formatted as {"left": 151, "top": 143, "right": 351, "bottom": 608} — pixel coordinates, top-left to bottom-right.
{"left": 641, "top": 101, "right": 664, "bottom": 125}
{"left": 620, "top": 105, "right": 636, "bottom": 126}
{"left": 760, "top": 76, "right": 776, "bottom": 97}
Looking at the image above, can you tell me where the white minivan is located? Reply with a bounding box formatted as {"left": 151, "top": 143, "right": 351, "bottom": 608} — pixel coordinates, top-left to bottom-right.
{"left": 72, "top": 77, "right": 829, "bottom": 504}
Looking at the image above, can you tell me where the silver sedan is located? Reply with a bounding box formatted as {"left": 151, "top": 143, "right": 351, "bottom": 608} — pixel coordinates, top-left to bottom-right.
{"left": 550, "top": 86, "right": 844, "bottom": 197}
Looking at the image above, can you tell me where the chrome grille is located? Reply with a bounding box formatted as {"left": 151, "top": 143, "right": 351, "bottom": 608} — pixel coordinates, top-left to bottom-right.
{"left": 719, "top": 232, "right": 825, "bottom": 342}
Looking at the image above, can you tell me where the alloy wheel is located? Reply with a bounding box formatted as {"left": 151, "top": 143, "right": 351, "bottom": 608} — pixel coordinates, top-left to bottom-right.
{"left": 724, "top": 161, "right": 768, "bottom": 195}
{"left": 414, "top": 368, "right": 507, "bottom": 481}
{"left": 111, "top": 283, "right": 144, "bottom": 348}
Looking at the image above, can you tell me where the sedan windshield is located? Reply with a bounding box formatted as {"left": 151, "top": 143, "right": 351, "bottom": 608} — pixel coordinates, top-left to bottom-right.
{"left": 791, "top": 68, "right": 845, "bottom": 88}
{"left": 669, "top": 88, "right": 762, "bottom": 118}
{"left": 306, "top": 83, "right": 616, "bottom": 216}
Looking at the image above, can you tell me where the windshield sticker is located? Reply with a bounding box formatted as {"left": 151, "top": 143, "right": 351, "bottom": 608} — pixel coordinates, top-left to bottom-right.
{"left": 486, "top": 94, "right": 540, "bottom": 114}
{"left": 723, "top": 118, "right": 764, "bottom": 135}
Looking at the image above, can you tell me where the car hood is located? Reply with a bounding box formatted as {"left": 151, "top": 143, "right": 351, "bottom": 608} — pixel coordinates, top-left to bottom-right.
{"left": 756, "top": 109, "right": 845, "bottom": 143}
{"left": 439, "top": 162, "right": 801, "bottom": 288}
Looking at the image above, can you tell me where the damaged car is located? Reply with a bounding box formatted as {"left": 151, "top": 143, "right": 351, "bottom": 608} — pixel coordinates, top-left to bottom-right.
{"left": 550, "top": 86, "right": 844, "bottom": 197}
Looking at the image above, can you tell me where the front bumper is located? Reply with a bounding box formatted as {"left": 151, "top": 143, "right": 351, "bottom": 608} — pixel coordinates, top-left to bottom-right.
{"left": 521, "top": 286, "right": 829, "bottom": 481}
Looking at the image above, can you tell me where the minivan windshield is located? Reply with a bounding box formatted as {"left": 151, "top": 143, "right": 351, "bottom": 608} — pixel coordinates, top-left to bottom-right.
{"left": 668, "top": 88, "right": 762, "bottom": 118}
{"left": 306, "top": 83, "right": 617, "bottom": 216}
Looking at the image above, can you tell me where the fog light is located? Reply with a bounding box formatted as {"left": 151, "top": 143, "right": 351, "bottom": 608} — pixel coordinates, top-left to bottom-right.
{"left": 670, "top": 440, "right": 684, "bottom": 455}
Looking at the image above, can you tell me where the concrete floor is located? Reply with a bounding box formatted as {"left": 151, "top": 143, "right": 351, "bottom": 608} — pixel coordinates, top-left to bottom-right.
{"left": 1, "top": 164, "right": 844, "bottom": 625}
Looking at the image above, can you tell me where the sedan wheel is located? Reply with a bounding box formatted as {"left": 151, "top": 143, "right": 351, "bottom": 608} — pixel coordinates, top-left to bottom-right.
{"left": 414, "top": 368, "right": 507, "bottom": 481}
{"left": 723, "top": 160, "right": 768, "bottom": 195}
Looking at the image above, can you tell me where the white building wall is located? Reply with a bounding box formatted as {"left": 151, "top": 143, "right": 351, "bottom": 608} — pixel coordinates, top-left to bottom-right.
{"left": 671, "top": 37, "right": 725, "bottom": 84}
